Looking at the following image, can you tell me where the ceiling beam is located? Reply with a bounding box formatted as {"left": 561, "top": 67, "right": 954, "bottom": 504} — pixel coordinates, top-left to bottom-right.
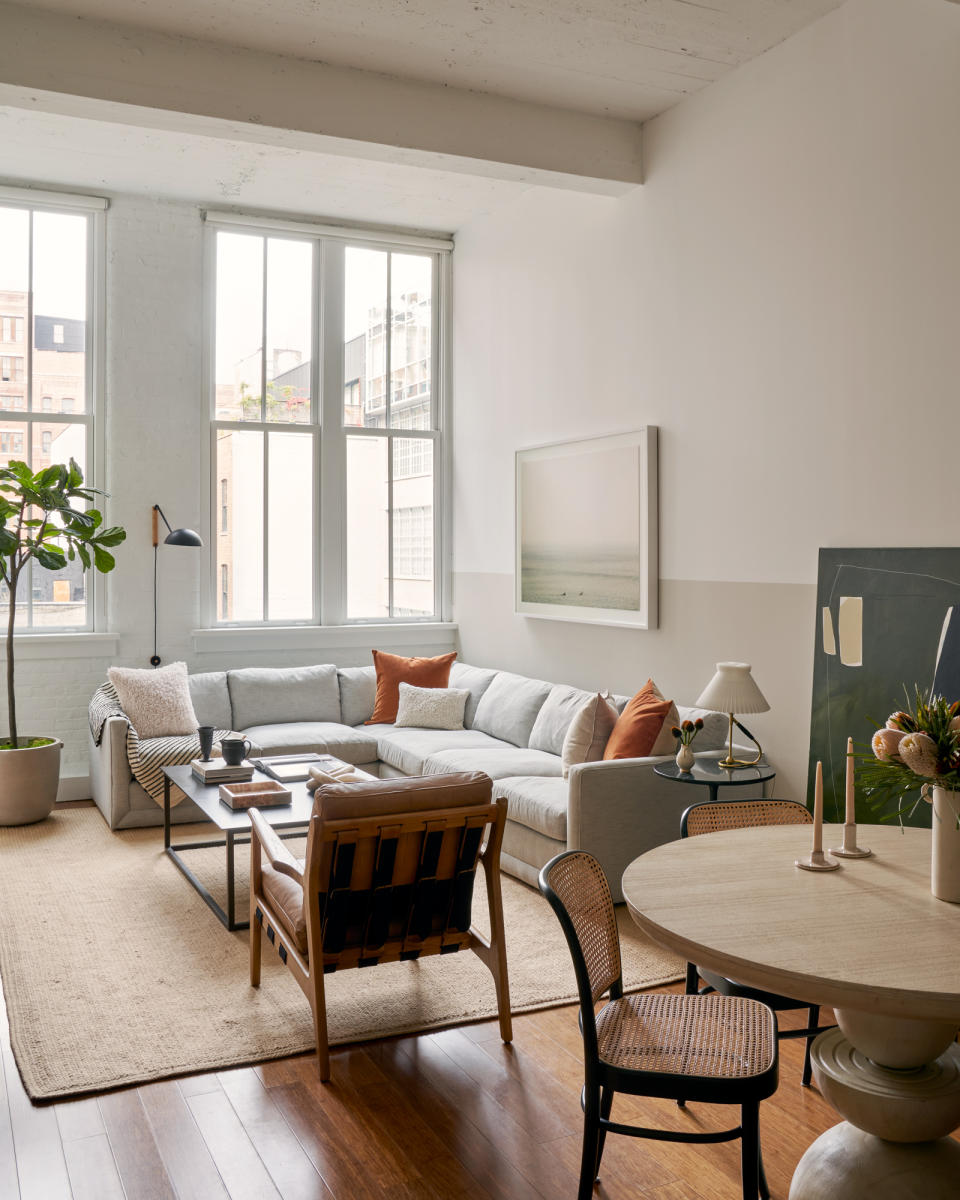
{"left": 0, "top": 2, "right": 642, "bottom": 194}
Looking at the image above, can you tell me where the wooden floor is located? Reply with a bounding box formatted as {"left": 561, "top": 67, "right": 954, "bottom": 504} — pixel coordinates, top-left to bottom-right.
{"left": 1, "top": 963, "right": 856, "bottom": 1200}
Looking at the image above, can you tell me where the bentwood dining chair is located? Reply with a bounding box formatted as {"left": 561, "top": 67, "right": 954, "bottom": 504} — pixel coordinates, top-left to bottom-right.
{"left": 681, "top": 798, "right": 826, "bottom": 1086}
{"left": 249, "top": 771, "right": 512, "bottom": 1081}
{"left": 540, "top": 850, "right": 778, "bottom": 1200}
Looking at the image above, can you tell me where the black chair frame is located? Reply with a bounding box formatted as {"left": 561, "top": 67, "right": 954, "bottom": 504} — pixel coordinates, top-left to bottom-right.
{"left": 540, "top": 851, "right": 778, "bottom": 1200}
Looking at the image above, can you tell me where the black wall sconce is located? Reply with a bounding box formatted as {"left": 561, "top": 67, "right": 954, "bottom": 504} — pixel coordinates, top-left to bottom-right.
{"left": 151, "top": 504, "right": 203, "bottom": 667}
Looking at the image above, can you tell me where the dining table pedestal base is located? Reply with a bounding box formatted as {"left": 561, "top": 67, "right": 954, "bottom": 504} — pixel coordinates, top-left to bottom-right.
{"left": 789, "top": 1012, "right": 960, "bottom": 1200}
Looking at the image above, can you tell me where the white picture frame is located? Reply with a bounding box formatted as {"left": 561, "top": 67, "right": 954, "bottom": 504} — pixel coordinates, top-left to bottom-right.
{"left": 515, "top": 428, "right": 658, "bottom": 630}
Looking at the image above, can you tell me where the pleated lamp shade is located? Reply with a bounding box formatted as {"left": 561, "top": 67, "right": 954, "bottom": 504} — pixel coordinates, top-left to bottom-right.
{"left": 697, "top": 662, "right": 770, "bottom": 714}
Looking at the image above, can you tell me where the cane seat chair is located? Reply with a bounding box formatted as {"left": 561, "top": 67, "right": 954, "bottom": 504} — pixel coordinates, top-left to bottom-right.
{"left": 249, "top": 771, "right": 512, "bottom": 1081}
{"left": 540, "top": 851, "right": 778, "bottom": 1200}
{"left": 681, "top": 798, "right": 826, "bottom": 1086}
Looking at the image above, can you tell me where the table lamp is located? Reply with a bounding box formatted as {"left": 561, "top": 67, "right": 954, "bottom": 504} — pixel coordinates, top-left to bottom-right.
{"left": 696, "top": 662, "right": 769, "bottom": 768}
{"left": 151, "top": 504, "right": 203, "bottom": 667}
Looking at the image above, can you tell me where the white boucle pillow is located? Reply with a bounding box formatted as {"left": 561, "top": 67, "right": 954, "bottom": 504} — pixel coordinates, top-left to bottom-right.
{"left": 394, "top": 683, "right": 469, "bottom": 731}
{"left": 107, "top": 661, "right": 199, "bottom": 739}
{"left": 561, "top": 693, "right": 618, "bottom": 778}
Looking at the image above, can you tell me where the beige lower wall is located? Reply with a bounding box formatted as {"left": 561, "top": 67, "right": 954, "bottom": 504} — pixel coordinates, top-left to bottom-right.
{"left": 454, "top": 572, "right": 817, "bottom": 804}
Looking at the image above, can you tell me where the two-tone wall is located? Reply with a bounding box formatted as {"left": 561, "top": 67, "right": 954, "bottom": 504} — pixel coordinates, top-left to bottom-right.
{"left": 450, "top": 0, "right": 960, "bottom": 801}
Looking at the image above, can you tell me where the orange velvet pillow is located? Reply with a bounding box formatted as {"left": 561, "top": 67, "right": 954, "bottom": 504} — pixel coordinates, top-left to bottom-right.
{"left": 367, "top": 650, "right": 457, "bottom": 725}
{"left": 602, "top": 679, "right": 676, "bottom": 760}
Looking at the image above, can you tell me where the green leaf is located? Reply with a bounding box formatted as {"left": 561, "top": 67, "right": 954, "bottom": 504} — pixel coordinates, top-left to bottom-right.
{"left": 94, "top": 526, "right": 126, "bottom": 547}
{"left": 92, "top": 545, "right": 115, "bottom": 573}
{"left": 0, "top": 530, "right": 17, "bottom": 556}
{"left": 77, "top": 545, "right": 91, "bottom": 570}
{"left": 35, "top": 548, "right": 66, "bottom": 571}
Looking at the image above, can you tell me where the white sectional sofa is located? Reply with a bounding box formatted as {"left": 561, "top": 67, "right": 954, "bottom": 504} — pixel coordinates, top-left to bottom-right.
{"left": 89, "top": 661, "right": 770, "bottom": 901}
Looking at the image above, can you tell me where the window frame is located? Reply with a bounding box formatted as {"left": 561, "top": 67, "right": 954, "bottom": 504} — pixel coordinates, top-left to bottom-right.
{"left": 0, "top": 185, "right": 107, "bottom": 635}
{"left": 203, "top": 213, "right": 452, "bottom": 630}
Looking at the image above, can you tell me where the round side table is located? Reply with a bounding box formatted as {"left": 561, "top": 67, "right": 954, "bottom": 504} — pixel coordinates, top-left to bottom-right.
{"left": 652, "top": 757, "right": 776, "bottom": 804}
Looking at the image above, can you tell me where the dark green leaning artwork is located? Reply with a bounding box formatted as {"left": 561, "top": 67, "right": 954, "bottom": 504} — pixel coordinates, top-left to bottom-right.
{"left": 809, "top": 547, "right": 960, "bottom": 828}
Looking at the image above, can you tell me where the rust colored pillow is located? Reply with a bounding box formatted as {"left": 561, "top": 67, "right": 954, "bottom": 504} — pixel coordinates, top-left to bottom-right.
{"left": 367, "top": 650, "right": 457, "bottom": 725}
{"left": 603, "top": 679, "right": 676, "bottom": 760}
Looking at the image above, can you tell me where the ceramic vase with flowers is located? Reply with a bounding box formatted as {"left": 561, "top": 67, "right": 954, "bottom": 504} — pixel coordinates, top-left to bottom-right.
{"left": 862, "top": 689, "right": 960, "bottom": 903}
{"left": 672, "top": 717, "right": 704, "bottom": 773}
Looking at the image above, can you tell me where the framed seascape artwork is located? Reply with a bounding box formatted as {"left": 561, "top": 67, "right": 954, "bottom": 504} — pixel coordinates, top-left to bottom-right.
{"left": 515, "top": 428, "right": 658, "bottom": 629}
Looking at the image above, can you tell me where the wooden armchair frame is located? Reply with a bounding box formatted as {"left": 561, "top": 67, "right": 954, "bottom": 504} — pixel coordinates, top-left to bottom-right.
{"left": 249, "top": 774, "right": 512, "bottom": 1080}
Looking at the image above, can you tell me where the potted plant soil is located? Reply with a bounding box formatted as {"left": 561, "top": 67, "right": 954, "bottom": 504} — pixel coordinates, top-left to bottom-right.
{"left": 0, "top": 459, "right": 126, "bottom": 825}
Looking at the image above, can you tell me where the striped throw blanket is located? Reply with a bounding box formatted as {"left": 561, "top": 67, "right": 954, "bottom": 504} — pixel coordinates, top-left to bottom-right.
{"left": 89, "top": 682, "right": 233, "bottom": 806}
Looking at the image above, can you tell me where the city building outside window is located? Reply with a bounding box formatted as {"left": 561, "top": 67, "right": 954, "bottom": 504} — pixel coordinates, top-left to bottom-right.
{"left": 0, "top": 190, "right": 104, "bottom": 632}
{"left": 209, "top": 217, "right": 447, "bottom": 626}
{"left": 62, "top": 396, "right": 75, "bottom": 414}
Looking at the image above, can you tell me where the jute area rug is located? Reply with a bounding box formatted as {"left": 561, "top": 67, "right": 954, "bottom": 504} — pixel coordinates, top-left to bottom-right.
{"left": 0, "top": 807, "right": 683, "bottom": 1100}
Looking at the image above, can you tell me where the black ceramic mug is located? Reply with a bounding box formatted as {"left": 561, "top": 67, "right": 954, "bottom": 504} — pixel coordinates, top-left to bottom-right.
{"left": 197, "top": 725, "right": 215, "bottom": 762}
{"left": 221, "top": 736, "right": 252, "bottom": 767}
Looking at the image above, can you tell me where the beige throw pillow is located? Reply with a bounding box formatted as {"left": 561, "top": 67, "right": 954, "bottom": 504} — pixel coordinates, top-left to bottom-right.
{"left": 394, "top": 683, "right": 469, "bottom": 731}
{"left": 561, "top": 693, "right": 618, "bottom": 778}
{"left": 107, "top": 661, "right": 199, "bottom": 739}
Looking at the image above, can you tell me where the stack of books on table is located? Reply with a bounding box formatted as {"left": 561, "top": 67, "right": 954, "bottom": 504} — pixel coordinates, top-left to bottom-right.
{"left": 190, "top": 757, "right": 255, "bottom": 785}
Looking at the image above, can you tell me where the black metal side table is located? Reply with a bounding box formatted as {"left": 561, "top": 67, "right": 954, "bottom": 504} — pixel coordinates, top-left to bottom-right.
{"left": 653, "top": 758, "right": 776, "bottom": 805}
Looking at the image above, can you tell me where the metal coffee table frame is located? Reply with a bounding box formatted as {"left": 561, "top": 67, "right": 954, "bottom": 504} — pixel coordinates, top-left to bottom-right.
{"left": 161, "top": 764, "right": 313, "bottom": 931}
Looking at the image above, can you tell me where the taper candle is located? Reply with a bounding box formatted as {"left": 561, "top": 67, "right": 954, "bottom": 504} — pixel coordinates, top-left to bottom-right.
{"left": 845, "top": 736, "right": 855, "bottom": 825}
{"left": 812, "top": 760, "right": 824, "bottom": 854}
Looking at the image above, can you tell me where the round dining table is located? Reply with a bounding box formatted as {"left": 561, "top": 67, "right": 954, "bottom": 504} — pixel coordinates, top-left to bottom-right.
{"left": 622, "top": 822, "right": 960, "bottom": 1199}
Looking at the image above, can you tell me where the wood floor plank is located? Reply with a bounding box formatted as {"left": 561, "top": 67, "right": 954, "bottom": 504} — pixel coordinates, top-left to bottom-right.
{"left": 0, "top": 1038, "right": 71, "bottom": 1200}
{"left": 0, "top": 993, "right": 21, "bottom": 1200}
{"left": 99, "top": 1090, "right": 177, "bottom": 1200}
{"left": 187, "top": 1088, "right": 283, "bottom": 1200}
{"left": 178, "top": 1072, "right": 225, "bottom": 1098}
{"left": 55, "top": 1096, "right": 106, "bottom": 1143}
{"left": 62, "top": 1132, "right": 126, "bottom": 1200}
{"left": 217, "top": 1068, "right": 333, "bottom": 1200}
{"left": 138, "top": 1079, "right": 230, "bottom": 1200}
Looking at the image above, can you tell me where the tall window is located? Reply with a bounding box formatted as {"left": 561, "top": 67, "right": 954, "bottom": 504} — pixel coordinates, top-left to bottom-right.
{"left": 0, "top": 192, "right": 103, "bottom": 631}
{"left": 209, "top": 218, "right": 446, "bottom": 626}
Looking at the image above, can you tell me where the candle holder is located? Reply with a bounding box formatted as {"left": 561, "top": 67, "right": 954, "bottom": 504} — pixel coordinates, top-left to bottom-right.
{"left": 796, "top": 848, "right": 840, "bottom": 872}
{"left": 830, "top": 825, "right": 872, "bottom": 859}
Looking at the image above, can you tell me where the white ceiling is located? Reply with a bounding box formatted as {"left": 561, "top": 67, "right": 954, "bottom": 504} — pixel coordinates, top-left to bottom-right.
{"left": 23, "top": 0, "right": 844, "bottom": 121}
{"left": 0, "top": 106, "right": 532, "bottom": 232}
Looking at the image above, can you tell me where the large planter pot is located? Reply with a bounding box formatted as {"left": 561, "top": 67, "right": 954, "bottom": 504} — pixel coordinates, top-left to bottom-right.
{"left": 0, "top": 737, "right": 62, "bottom": 826}
{"left": 931, "top": 785, "right": 960, "bottom": 903}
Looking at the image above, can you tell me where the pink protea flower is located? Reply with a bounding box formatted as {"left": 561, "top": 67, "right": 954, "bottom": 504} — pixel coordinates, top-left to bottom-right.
{"left": 950, "top": 715, "right": 960, "bottom": 734}
{"left": 898, "top": 731, "right": 940, "bottom": 778}
{"left": 872, "top": 727, "right": 904, "bottom": 761}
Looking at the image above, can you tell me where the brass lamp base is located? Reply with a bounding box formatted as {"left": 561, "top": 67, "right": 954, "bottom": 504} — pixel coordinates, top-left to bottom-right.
{"left": 718, "top": 714, "right": 764, "bottom": 769}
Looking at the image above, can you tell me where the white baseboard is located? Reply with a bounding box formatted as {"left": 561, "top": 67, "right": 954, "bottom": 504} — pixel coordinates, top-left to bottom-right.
{"left": 56, "top": 773, "right": 93, "bottom": 803}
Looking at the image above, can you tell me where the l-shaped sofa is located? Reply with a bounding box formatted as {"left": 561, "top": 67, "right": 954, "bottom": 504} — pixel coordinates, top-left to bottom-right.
{"left": 89, "top": 661, "right": 770, "bottom": 901}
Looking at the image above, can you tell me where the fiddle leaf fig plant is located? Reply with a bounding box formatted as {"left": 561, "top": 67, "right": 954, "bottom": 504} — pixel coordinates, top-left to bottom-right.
{"left": 0, "top": 458, "right": 126, "bottom": 748}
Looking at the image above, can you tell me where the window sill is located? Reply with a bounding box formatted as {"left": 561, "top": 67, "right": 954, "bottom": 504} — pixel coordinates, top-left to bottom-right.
{"left": 0, "top": 632, "right": 120, "bottom": 660}
{"left": 192, "top": 622, "right": 458, "bottom": 655}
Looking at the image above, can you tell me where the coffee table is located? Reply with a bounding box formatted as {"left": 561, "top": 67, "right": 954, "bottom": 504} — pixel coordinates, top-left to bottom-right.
{"left": 162, "top": 759, "right": 372, "bottom": 931}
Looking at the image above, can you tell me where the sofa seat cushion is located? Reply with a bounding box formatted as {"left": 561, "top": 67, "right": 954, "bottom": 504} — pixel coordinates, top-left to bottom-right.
{"left": 422, "top": 748, "right": 563, "bottom": 781}
{"left": 260, "top": 862, "right": 307, "bottom": 954}
{"left": 243, "top": 723, "right": 380, "bottom": 764}
{"left": 370, "top": 727, "right": 515, "bottom": 776}
{"left": 495, "top": 775, "right": 568, "bottom": 841}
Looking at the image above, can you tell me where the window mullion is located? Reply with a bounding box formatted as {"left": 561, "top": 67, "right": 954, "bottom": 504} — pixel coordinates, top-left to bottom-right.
{"left": 319, "top": 242, "right": 345, "bottom": 626}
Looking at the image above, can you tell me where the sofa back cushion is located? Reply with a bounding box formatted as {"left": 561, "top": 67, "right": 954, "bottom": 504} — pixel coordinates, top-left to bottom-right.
{"left": 528, "top": 683, "right": 597, "bottom": 756}
{"left": 472, "top": 671, "right": 553, "bottom": 748}
{"left": 187, "top": 671, "right": 233, "bottom": 730}
{"left": 228, "top": 665, "right": 340, "bottom": 731}
{"left": 676, "top": 705, "right": 729, "bottom": 752}
{"left": 338, "top": 665, "right": 377, "bottom": 727}
{"left": 448, "top": 662, "right": 498, "bottom": 728}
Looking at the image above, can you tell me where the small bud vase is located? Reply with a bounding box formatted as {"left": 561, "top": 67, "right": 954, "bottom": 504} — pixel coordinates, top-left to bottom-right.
{"left": 675, "top": 743, "right": 695, "bottom": 773}
{"left": 931, "top": 786, "right": 960, "bottom": 903}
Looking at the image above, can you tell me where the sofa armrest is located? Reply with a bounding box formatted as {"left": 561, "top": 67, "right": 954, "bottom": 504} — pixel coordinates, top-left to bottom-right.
{"left": 567, "top": 751, "right": 771, "bottom": 902}
{"left": 88, "top": 715, "right": 133, "bottom": 830}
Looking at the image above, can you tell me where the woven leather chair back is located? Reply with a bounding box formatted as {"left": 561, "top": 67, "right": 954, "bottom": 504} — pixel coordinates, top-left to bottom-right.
{"left": 682, "top": 798, "right": 812, "bottom": 839}
{"left": 305, "top": 773, "right": 501, "bottom": 971}
{"left": 541, "top": 851, "right": 621, "bottom": 1003}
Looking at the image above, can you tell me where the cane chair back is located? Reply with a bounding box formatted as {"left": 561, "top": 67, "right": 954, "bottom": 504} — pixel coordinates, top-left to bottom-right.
{"left": 540, "top": 851, "right": 622, "bottom": 1004}
{"left": 682, "top": 798, "right": 811, "bottom": 840}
